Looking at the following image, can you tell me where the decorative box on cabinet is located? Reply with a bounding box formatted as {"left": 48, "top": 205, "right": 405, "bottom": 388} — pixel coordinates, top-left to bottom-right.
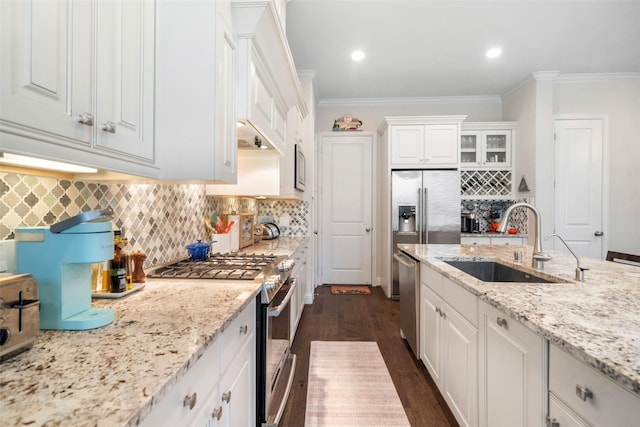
{"left": 0, "top": 0, "right": 158, "bottom": 178}
{"left": 379, "top": 116, "right": 466, "bottom": 169}
{"left": 548, "top": 344, "right": 640, "bottom": 427}
{"left": 420, "top": 263, "right": 478, "bottom": 427}
{"left": 478, "top": 301, "right": 545, "bottom": 427}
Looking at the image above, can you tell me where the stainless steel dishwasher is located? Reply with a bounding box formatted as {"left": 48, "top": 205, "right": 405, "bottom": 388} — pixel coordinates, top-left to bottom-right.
{"left": 394, "top": 251, "right": 420, "bottom": 359}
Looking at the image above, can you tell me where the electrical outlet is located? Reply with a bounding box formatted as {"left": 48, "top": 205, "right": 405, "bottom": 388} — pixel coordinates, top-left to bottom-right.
{"left": 279, "top": 215, "right": 291, "bottom": 227}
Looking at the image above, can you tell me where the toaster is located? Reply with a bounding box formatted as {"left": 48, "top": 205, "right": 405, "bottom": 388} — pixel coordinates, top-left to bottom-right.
{"left": 0, "top": 274, "right": 39, "bottom": 361}
{"left": 261, "top": 223, "right": 280, "bottom": 240}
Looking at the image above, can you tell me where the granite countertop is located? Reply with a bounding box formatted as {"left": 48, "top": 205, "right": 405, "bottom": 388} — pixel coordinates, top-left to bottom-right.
{"left": 1, "top": 236, "right": 308, "bottom": 426}
{"left": 398, "top": 243, "right": 640, "bottom": 398}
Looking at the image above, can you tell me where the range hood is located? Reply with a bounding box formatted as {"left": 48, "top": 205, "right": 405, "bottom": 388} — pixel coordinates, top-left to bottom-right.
{"left": 232, "top": 0, "right": 307, "bottom": 155}
{"left": 237, "top": 120, "right": 275, "bottom": 151}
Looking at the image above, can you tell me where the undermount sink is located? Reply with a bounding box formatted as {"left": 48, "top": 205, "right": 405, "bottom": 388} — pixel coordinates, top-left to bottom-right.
{"left": 444, "top": 260, "right": 562, "bottom": 283}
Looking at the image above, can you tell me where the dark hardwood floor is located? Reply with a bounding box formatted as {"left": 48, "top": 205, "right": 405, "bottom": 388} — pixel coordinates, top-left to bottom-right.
{"left": 279, "top": 285, "right": 459, "bottom": 427}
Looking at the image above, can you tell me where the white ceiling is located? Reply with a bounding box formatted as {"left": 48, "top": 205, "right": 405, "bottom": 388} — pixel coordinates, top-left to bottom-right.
{"left": 285, "top": 0, "right": 640, "bottom": 101}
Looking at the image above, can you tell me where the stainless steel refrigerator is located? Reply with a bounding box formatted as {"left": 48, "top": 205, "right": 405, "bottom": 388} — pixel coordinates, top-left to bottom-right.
{"left": 391, "top": 170, "right": 461, "bottom": 299}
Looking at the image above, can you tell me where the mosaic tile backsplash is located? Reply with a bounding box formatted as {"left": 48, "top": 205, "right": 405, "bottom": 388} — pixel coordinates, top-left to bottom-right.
{"left": 461, "top": 198, "right": 529, "bottom": 233}
{"left": 0, "top": 172, "right": 309, "bottom": 268}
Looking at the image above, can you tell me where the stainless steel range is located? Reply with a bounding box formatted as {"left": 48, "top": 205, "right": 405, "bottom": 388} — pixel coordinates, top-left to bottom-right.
{"left": 147, "top": 253, "right": 297, "bottom": 427}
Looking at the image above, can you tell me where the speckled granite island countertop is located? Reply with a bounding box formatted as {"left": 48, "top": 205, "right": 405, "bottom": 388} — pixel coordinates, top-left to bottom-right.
{"left": 399, "top": 243, "right": 640, "bottom": 398}
{"left": 1, "top": 236, "right": 308, "bottom": 426}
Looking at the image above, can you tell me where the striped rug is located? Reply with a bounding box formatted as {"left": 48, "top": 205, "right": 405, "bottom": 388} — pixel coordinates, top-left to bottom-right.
{"left": 305, "top": 341, "right": 410, "bottom": 426}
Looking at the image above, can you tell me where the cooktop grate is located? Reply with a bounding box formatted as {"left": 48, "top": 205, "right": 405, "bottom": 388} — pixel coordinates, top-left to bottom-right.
{"left": 147, "top": 253, "right": 279, "bottom": 280}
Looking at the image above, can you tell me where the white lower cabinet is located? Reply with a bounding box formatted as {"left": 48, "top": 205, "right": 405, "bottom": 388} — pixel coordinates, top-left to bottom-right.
{"left": 478, "top": 301, "right": 545, "bottom": 427}
{"left": 290, "top": 243, "right": 308, "bottom": 343}
{"left": 420, "top": 264, "right": 478, "bottom": 427}
{"left": 548, "top": 344, "right": 640, "bottom": 427}
{"left": 141, "top": 301, "right": 255, "bottom": 427}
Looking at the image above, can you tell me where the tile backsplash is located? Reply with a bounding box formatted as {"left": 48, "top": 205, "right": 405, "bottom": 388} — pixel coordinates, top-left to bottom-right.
{"left": 1, "top": 172, "right": 309, "bottom": 269}
{"left": 461, "top": 198, "right": 529, "bottom": 233}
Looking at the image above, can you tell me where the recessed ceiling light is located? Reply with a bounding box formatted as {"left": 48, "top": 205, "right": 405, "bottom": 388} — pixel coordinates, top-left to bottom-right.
{"left": 351, "top": 50, "right": 365, "bottom": 61}
{"left": 486, "top": 47, "right": 502, "bottom": 58}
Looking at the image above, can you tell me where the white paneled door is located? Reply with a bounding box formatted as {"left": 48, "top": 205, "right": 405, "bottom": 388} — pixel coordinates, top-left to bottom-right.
{"left": 554, "top": 119, "right": 604, "bottom": 259}
{"left": 320, "top": 134, "right": 372, "bottom": 285}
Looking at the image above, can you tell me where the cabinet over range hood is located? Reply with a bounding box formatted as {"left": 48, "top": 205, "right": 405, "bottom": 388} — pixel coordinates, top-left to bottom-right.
{"left": 232, "top": 0, "right": 307, "bottom": 155}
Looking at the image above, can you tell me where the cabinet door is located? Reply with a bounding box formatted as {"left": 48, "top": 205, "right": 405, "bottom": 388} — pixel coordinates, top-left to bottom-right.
{"left": 390, "top": 125, "right": 424, "bottom": 165}
{"left": 460, "top": 132, "right": 480, "bottom": 166}
{"left": 424, "top": 124, "right": 459, "bottom": 166}
{"left": 95, "top": 0, "right": 154, "bottom": 162}
{"left": 1, "top": 0, "right": 93, "bottom": 145}
{"left": 420, "top": 284, "right": 443, "bottom": 384}
{"left": 479, "top": 302, "right": 544, "bottom": 427}
{"left": 548, "top": 393, "right": 590, "bottom": 427}
{"left": 482, "top": 130, "right": 511, "bottom": 167}
{"left": 442, "top": 305, "right": 478, "bottom": 427}
{"left": 214, "top": 12, "right": 238, "bottom": 182}
{"left": 219, "top": 330, "right": 255, "bottom": 427}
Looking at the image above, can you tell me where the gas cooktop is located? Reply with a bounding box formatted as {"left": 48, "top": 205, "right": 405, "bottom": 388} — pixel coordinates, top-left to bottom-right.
{"left": 147, "top": 253, "right": 279, "bottom": 280}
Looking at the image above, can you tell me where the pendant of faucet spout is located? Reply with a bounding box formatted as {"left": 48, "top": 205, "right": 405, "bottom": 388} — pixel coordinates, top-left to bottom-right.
{"left": 497, "top": 202, "right": 551, "bottom": 270}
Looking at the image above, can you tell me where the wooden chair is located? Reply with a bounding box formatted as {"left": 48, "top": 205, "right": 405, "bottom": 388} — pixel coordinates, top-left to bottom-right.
{"left": 606, "top": 251, "right": 640, "bottom": 267}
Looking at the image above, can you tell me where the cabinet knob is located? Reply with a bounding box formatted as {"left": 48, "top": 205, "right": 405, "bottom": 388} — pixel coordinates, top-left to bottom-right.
{"left": 496, "top": 317, "right": 508, "bottom": 329}
{"left": 74, "top": 112, "right": 94, "bottom": 126}
{"left": 222, "top": 390, "right": 232, "bottom": 403}
{"left": 101, "top": 121, "right": 116, "bottom": 133}
{"left": 575, "top": 384, "right": 593, "bottom": 401}
{"left": 239, "top": 324, "right": 248, "bottom": 335}
{"left": 183, "top": 392, "right": 197, "bottom": 410}
{"left": 212, "top": 406, "right": 223, "bottom": 420}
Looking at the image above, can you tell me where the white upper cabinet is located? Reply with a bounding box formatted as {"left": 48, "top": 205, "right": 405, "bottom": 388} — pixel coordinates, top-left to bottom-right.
{"left": 155, "top": 0, "right": 238, "bottom": 182}
{"left": 460, "top": 123, "right": 514, "bottom": 168}
{"left": 0, "top": 0, "right": 158, "bottom": 178}
{"left": 379, "top": 116, "right": 466, "bottom": 169}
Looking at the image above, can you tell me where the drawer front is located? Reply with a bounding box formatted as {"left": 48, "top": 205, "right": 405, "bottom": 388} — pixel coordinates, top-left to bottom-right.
{"left": 441, "top": 277, "right": 477, "bottom": 327}
{"left": 421, "top": 263, "right": 443, "bottom": 295}
{"left": 140, "top": 339, "right": 220, "bottom": 427}
{"left": 548, "top": 392, "right": 590, "bottom": 427}
{"left": 549, "top": 344, "right": 640, "bottom": 427}
{"left": 221, "top": 302, "right": 256, "bottom": 371}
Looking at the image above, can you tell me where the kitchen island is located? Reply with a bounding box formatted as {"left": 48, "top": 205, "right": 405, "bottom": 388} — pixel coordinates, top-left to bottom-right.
{"left": 1, "top": 236, "right": 308, "bottom": 426}
{"left": 399, "top": 243, "right": 640, "bottom": 397}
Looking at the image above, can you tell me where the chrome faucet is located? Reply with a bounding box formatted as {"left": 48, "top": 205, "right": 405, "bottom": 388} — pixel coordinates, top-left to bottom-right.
{"left": 545, "top": 234, "right": 588, "bottom": 281}
{"left": 497, "top": 202, "right": 552, "bottom": 271}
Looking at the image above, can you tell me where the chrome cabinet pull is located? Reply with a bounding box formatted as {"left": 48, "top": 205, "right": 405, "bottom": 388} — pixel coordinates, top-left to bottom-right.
{"left": 101, "top": 121, "right": 116, "bottom": 133}
{"left": 222, "top": 390, "right": 232, "bottom": 403}
{"left": 183, "top": 392, "right": 197, "bottom": 410}
{"left": 497, "top": 317, "right": 508, "bottom": 329}
{"left": 212, "top": 406, "right": 223, "bottom": 420}
{"left": 576, "top": 384, "right": 593, "bottom": 401}
{"left": 545, "top": 416, "right": 560, "bottom": 427}
{"left": 74, "top": 112, "right": 94, "bottom": 126}
{"left": 239, "top": 324, "right": 248, "bottom": 335}
{"left": 594, "top": 231, "right": 604, "bottom": 236}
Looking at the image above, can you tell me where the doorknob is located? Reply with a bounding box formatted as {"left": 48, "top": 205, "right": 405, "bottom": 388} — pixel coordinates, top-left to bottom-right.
{"left": 594, "top": 231, "right": 604, "bottom": 236}
{"left": 365, "top": 228, "right": 371, "bottom": 232}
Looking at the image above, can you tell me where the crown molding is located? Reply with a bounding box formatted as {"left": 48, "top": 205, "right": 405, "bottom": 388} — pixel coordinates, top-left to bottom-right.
{"left": 554, "top": 72, "right": 640, "bottom": 83}
{"left": 318, "top": 95, "right": 502, "bottom": 106}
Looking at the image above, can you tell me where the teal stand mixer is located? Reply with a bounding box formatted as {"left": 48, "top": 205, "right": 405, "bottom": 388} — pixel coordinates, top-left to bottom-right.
{"left": 15, "top": 209, "right": 116, "bottom": 330}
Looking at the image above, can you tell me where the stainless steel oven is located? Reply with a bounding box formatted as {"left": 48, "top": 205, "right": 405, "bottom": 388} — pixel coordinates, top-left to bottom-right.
{"left": 259, "top": 273, "right": 296, "bottom": 427}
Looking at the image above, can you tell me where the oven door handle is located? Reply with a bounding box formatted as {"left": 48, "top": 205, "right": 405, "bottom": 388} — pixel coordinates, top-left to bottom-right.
{"left": 268, "top": 279, "right": 296, "bottom": 318}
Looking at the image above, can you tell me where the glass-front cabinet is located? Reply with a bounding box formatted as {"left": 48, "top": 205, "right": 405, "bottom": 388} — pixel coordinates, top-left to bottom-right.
{"left": 460, "top": 129, "right": 511, "bottom": 168}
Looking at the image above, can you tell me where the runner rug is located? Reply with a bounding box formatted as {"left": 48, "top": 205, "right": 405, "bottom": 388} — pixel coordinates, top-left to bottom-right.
{"left": 330, "top": 285, "right": 371, "bottom": 295}
{"left": 305, "top": 341, "right": 410, "bottom": 426}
